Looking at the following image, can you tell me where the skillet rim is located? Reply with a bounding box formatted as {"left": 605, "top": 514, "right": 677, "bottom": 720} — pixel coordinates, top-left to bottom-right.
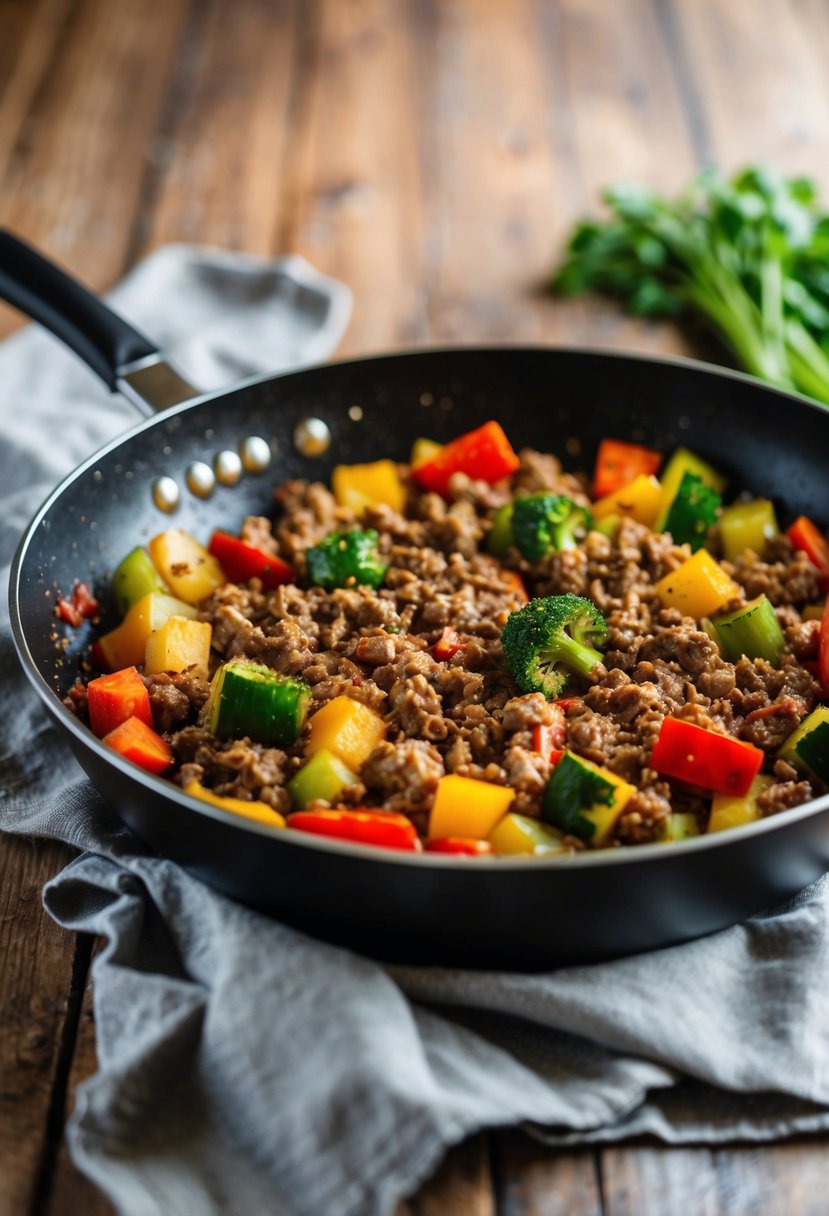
{"left": 10, "top": 341, "right": 829, "bottom": 871}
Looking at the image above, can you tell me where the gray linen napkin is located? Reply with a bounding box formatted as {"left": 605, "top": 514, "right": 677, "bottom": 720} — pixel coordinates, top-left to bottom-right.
{"left": 3, "top": 247, "right": 829, "bottom": 1216}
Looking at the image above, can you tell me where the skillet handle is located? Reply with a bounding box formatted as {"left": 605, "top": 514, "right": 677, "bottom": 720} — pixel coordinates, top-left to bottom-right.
{"left": 0, "top": 229, "right": 198, "bottom": 415}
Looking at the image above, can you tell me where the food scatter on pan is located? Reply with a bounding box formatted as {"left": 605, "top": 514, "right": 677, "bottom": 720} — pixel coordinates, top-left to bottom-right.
{"left": 60, "top": 420, "right": 829, "bottom": 857}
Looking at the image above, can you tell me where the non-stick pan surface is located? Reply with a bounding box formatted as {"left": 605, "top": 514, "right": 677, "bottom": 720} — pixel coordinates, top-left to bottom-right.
{"left": 6, "top": 232, "right": 829, "bottom": 969}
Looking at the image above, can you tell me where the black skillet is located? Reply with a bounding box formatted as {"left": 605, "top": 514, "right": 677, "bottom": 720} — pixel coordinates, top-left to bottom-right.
{"left": 4, "top": 228, "right": 829, "bottom": 971}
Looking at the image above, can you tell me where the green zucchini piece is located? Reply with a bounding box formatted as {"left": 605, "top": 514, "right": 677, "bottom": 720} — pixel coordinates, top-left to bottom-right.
{"left": 287, "top": 748, "right": 358, "bottom": 809}
{"left": 779, "top": 706, "right": 829, "bottom": 783}
{"left": 712, "top": 594, "right": 784, "bottom": 666}
{"left": 207, "top": 659, "right": 311, "bottom": 747}
{"left": 113, "top": 545, "right": 169, "bottom": 617}
{"left": 541, "top": 752, "right": 616, "bottom": 843}
{"left": 662, "top": 812, "right": 701, "bottom": 841}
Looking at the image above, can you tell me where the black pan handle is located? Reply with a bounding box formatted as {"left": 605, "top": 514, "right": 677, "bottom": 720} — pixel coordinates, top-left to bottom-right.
{"left": 0, "top": 229, "right": 197, "bottom": 414}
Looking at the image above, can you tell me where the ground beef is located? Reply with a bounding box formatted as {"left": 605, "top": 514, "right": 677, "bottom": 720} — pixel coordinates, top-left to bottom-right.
{"left": 72, "top": 444, "right": 829, "bottom": 852}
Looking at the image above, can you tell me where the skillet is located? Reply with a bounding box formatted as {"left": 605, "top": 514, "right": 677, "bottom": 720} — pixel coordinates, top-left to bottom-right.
{"left": 4, "top": 227, "right": 829, "bottom": 971}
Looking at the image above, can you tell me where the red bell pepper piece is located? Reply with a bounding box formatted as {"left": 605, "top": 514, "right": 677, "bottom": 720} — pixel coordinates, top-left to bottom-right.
{"left": 426, "top": 837, "right": 493, "bottom": 855}
{"left": 87, "top": 666, "right": 153, "bottom": 738}
{"left": 592, "top": 439, "right": 662, "bottom": 499}
{"left": 818, "top": 600, "right": 829, "bottom": 696}
{"left": 532, "top": 706, "right": 567, "bottom": 760}
{"left": 56, "top": 580, "right": 100, "bottom": 627}
{"left": 287, "top": 808, "right": 420, "bottom": 851}
{"left": 555, "top": 697, "right": 581, "bottom": 713}
{"left": 432, "top": 627, "right": 465, "bottom": 661}
{"left": 651, "top": 716, "right": 763, "bottom": 797}
{"left": 410, "top": 421, "right": 520, "bottom": 498}
{"left": 786, "top": 516, "right": 829, "bottom": 591}
{"left": 208, "top": 530, "right": 295, "bottom": 590}
{"left": 102, "top": 715, "right": 173, "bottom": 775}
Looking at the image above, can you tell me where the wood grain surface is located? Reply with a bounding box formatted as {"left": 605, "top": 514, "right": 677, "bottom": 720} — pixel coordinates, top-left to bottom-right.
{"left": 2, "top": 1, "right": 829, "bottom": 1213}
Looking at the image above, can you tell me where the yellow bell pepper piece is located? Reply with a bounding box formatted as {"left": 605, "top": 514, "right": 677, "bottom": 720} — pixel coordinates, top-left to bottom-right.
{"left": 803, "top": 600, "right": 827, "bottom": 622}
{"left": 184, "top": 779, "right": 286, "bottom": 827}
{"left": 708, "top": 774, "right": 773, "bottom": 834}
{"left": 305, "top": 695, "right": 386, "bottom": 771}
{"left": 489, "top": 812, "right": 572, "bottom": 856}
{"left": 410, "top": 438, "right": 442, "bottom": 468}
{"left": 655, "top": 447, "right": 727, "bottom": 532}
{"left": 332, "top": 460, "right": 405, "bottom": 516}
{"left": 719, "top": 499, "right": 779, "bottom": 562}
{"left": 97, "top": 592, "right": 197, "bottom": 671}
{"left": 148, "top": 529, "right": 226, "bottom": 605}
{"left": 654, "top": 549, "right": 740, "bottom": 619}
{"left": 428, "top": 774, "right": 514, "bottom": 841}
{"left": 593, "top": 474, "right": 662, "bottom": 527}
{"left": 144, "top": 616, "right": 212, "bottom": 680}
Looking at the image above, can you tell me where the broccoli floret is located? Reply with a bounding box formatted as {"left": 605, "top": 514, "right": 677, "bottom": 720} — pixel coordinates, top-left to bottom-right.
{"left": 500, "top": 594, "right": 607, "bottom": 699}
{"left": 662, "top": 471, "right": 721, "bottom": 551}
{"left": 487, "top": 494, "right": 593, "bottom": 562}
{"left": 306, "top": 529, "right": 387, "bottom": 590}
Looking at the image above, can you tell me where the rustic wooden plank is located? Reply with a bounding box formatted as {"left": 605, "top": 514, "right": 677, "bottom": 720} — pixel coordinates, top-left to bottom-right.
{"left": 46, "top": 944, "right": 115, "bottom": 1216}
{"left": 712, "top": 1141, "right": 829, "bottom": 1216}
{"left": 0, "top": 834, "right": 83, "bottom": 1216}
{"left": 672, "top": 0, "right": 829, "bottom": 189}
{"left": 0, "top": 0, "right": 74, "bottom": 177}
{"left": 493, "top": 1130, "right": 603, "bottom": 1216}
{"left": 133, "top": 0, "right": 301, "bottom": 260}
{"left": 397, "top": 1134, "right": 495, "bottom": 1216}
{"left": 601, "top": 1145, "right": 720, "bottom": 1216}
{"left": 0, "top": 0, "right": 191, "bottom": 339}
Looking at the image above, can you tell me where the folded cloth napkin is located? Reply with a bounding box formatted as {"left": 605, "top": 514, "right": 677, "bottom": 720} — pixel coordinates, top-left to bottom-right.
{"left": 3, "top": 247, "right": 829, "bottom": 1216}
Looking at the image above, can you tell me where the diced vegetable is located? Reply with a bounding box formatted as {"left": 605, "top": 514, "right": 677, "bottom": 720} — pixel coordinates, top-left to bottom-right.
{"left": 144, "top": 616, "right": 213, "bottom": 680}
{"left": 719, "top": 499, "right": 779, "bottom": 562}
{"left": 207, "top": 659, "right": 311, "bottom": 747}
{"left": 87, "top": 667, "right": 153, "bottom": 738}
{"left": 662, "top": 812, "right": 701, "bottom": 841}
{"left": 712, "top": 595, "right": 785, "bottom": 666}
{"left": 287, "top": 808, "right": 419, "bottom": 851}
{"left": 803, "top": 600, "right": 827, "bottom": 622}
{"left": 488, "top": 495, "right": 592, "bottom": 561}
{"left": 787, "top": 515, "right": 829, "bottom": 590}
{"left": 207, "top": 531, "right": 294, "bottom": 590}
{"left": 148, "top": 529, "right": 226, "bottom": 605}
{"left": 501, "top": 594, "right": 607, "bottom": 699}
{"left": 778, "top": 706, "right": 829, "bottom": 783}
{"left": 432, "top": 628, "right": 465, "bottom": 661}
{"left": 286, "top": 749, "right": 359, "bottom": 810}
{"left": 184, "top": 779, "right": 287, "bottom": 827}
{"left": 489, "top": 812, "right": 572, "bottom": 856}
{"left": 102, "top": 715, "right": 173, "bottom": 775}
{"left": 541, "top": 751, "right": 636, "bottom": 845}
{"left": 592, "top": 439, "right": 662, "bottom": 499}
{"left": 708, "top": 774, "right": 774, "bottom": 834}
{"left": 428, "top": 774, "right": 515, "bottom": 841}
{"left": 332, "top": 459, "right": 406, "bottom": 515}
{"left": 592, "top": 474, "right": 662, "bottom": 527}
{"left": 531, "top": 706, "right": 567, "bottom": 760}
{"left": 305, "top": 529, "right": 387, "bottom": 590}
{"left": 56, "top": 580, "right": 100, "bottom": 627}
{"left": 410, "top": 421, "right": 520, "bottom": 498}
{"left": 655, "top": 448, "right": 727, "bottom": 532}
{"left": 593, "top": 513, "right": 621, "bottom": 539}
{"left": 304, "top": 695, "right": 386, "bottom": 772}
{"left": 410, "top": 438, "right": 442, "bottom": 468}
{"left": 662, "top": 471, "right": 721, "bottom": 552}
{"left": 654, "top": 549, "right": 740, "bottom": 619}
{"left": 651, "top": 716, "right": 764, "bottom": 797}
{"left": 96, "top": 592, "right": 197, "bottom": 671}
{"left": 426, "top": 837, "right": 493, "bottom": 856}
{"left": 501, "top": 570, "right": 529, "bottom": 602}
{"left": 112, "top": 546, "right": 169, "bottom": 617}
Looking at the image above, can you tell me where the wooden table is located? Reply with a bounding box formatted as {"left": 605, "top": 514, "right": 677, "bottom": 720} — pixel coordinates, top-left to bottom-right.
{"left": 3, "top": 1, "right": 829, "bottom": 1212}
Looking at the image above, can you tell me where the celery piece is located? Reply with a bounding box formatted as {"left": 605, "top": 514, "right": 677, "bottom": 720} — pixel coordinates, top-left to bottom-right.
{"left": 112, "top": 545, "right": 169, "bottom": 617}
{"left": 719, "top": 499, "right": 779, "bottom": 562}
{"left": 208, "top": 659, "right": 311, "bottom": 747}
{"left": 712, "top": 594, "right": 784, "bottom": 665}
{"left": 662, "top": 812, "right": 701, "bottom": 841}
{"left": 287, "top": 748, "right": 358, "bottom": 809}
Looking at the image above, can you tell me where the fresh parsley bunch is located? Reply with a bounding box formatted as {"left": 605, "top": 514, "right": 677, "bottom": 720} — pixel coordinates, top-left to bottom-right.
{"left": 552, "top": 166, "right": 829, "bottom": 404}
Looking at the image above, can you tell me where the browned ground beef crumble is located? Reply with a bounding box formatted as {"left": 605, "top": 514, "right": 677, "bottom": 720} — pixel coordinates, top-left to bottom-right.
{"left": 70, "top": 448, "right": 828, "bottom": 847}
